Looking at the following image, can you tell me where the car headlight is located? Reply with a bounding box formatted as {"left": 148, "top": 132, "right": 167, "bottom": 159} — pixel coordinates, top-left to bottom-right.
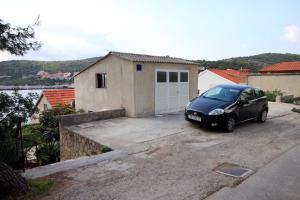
{"left": 186, "top": 101, "right": 191, "bottom": 108}
{"left": 208, "top": 108, "right": 224, "bottom": 115}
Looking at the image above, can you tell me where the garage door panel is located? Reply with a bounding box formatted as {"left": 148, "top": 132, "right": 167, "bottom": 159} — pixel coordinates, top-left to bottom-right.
{"left": 179, "top": 83, "right": 189, "bottom": 109}
{"left": 169, "top": 82, "right": 179, "bottom": 112}
{"left": 155, "top": 70, "right": 189, "bottom": 115}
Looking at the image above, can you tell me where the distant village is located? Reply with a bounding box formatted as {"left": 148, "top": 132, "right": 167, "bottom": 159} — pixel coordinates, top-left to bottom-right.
{"left": 37, "top": 71, "right": 79, "bottom": 80}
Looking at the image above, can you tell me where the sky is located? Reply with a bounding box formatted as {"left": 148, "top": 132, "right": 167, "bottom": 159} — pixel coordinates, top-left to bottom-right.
{"left": 1, "top": 0, "right": 300, "bottom": 61}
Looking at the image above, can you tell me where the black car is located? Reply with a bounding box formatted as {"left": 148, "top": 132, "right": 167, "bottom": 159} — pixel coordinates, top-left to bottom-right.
{"left": 185, "top": 84, "right": 268, "bottom": 132}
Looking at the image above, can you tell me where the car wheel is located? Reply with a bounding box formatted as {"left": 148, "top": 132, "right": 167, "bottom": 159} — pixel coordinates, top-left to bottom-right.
{"left": 224, "top": 117, "right": 235, "bottom": 132}
{"left": 257, "top": 109, "right": 268, "bottom": 123}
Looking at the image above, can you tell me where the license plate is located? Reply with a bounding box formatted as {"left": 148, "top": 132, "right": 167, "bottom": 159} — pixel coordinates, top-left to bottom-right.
{"left": 188, "top": 114, "right": 202, "bottom": 122}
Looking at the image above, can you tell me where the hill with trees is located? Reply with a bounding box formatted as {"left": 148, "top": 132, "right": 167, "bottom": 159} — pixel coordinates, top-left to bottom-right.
{"left": 0, "top": 57, "right": 100, "bottom": 85}
{"left": 195, "top": 53, "right": 300, "bottom": 72}
{"left": 1, "top": 53, "right": 300, "bottom": 85}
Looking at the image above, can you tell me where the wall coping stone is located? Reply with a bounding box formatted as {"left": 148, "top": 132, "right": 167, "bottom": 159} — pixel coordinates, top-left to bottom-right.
{"left": 22, "top": 150, "right": 128, "bottom": 179}
{"left": 59, "top": 108, "right": 126, "bottom": 126}
{"left": 248, "top": 73, "right": 300, "bottom": 76}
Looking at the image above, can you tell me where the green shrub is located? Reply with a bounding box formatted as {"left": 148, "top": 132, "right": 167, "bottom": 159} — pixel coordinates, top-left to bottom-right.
{"left": 23, "top": 124, "right": 43, "bottom": 141}
{"left": 28, "top": 105, "right": 79, "bottom": 166}
{"left": 100, "top": 145, "right": 112, "bottom": 153}
{"left": 292, "top": 108, "right": 300, "bottom": 113}
{"left": 35, "top": 142, "right": 59, "bottom": 165}
{"left": 265, "top": 89, "right": 283, "bottom": 102}
{"left": 39, "top": 104, "right": 76, "bottom": 142}
{"left": 284, "top": 98, "right": 295, "bottom": 104}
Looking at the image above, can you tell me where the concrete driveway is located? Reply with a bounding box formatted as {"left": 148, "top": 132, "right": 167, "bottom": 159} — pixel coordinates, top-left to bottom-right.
{"left": 67, "top": 102, "right": 295, "bottom": 150}
{"left": 31, "top": 102, "right": 300, "bottom": 200}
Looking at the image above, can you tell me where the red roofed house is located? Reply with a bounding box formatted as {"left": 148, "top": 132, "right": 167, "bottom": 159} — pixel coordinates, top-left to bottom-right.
{"left": 198, "top": 68, "right": 249, "bottom": 94}
{"left": 248, "top": 61, "right": 300, "bottom": 97}
{"left": 31, "top": 89, "right": 75, "bottom": 123}
{"left": 259, "top": 61, "right": 300, "bottom": 73}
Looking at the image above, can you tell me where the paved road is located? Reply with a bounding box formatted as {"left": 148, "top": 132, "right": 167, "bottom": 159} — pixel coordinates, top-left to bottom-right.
{"left": 207, "top": 144, "right": 300, "bottom": 200}
{"left": 25, "top": 102, "right": 300, "bottom": 200}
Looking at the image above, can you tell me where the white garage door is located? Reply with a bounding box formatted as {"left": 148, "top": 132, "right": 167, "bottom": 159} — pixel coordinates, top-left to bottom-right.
{"left": 155, "top": 69, "right": 189, "bottom": 115}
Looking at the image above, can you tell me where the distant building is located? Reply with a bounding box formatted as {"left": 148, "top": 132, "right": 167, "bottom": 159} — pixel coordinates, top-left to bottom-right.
{"left": 259, "top": 61, "right": 300, "bottom": 73}
{"left": 37, "top": 70, "right": 50, "bottom": 79}
{"left": 73, "top": 72, "right": 79, "bottom": 77}
{"left": 37, "top": 71, "right": 72, "bottom": 80}
{"left": 74, "top": 51, "right": 198, "bottom": 116}
{"left": 198, "top": 68, "right": 249, "bottom": 94}
{"left": 31, "top": 89, "right": 75, "bottom": 123}
{"left": 248, "top": 61, "right": 300, "bottom": 97}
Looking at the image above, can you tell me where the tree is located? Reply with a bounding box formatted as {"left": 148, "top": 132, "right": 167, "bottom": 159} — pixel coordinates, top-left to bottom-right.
{"left": 39, "top": 104, "right": 76, "bottom": 142}
{"left": 0, "top": 91, "right": 38, "bottom": 165}
{"left": 0, "top": 16, "right": 41, "bottom": 56}
{"left": 33, "top": 105, "right": 75, "bottom": 165}
{"left": 0, "top": 17, "right": 41, "bottom": 197}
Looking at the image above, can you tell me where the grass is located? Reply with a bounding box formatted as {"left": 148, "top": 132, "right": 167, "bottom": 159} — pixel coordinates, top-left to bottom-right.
{"left": 28, "top": 179, "right": 54, "bottom": 196}
{"left": 100, "top": 145, "right": 112, "bottom": 153}
{"left": 292, "top": 108, "right": 300, "bottom": 113}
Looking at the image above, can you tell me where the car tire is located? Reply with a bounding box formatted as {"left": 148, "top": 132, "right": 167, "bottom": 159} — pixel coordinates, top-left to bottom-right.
{"left": 224, "top": 117, "right": 235, "bottom": 132}
{"left": 257, "top": 109, "right": 268, "bottom": 123}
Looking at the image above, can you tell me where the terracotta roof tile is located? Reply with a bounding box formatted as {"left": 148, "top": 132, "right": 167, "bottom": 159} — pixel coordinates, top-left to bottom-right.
{"left": 259, "top": 61, "right": 300, "bottom": 73}
{"left": 208, "top": 69, "right": 249, "bottom": 84}
{"left": 43, "top": 89, "right": 75, "bottom": 107}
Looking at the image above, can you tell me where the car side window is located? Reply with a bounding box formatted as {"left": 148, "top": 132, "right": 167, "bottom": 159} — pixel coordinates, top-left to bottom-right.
{"left": 254, "top": 89, "right": 265, "bottom": 98}
{"left": 240, "top": 89, "right": 255, "bottom": 101}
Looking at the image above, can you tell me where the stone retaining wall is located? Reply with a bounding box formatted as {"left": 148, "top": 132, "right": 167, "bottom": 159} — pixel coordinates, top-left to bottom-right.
{"left": 60, "top": 127, "right": 102, "bottom": 160}
{"left": 59, "top": 109, "right": 126, "bottom": 161}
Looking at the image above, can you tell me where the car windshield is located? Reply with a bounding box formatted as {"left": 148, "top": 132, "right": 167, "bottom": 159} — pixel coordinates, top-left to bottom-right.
{"left": 202, "top": 86, "right": 241, "bottom": 102}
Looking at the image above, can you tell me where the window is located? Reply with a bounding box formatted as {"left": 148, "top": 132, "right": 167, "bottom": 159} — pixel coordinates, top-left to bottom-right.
{"left": 169, "top": 72, "right": 178, "bottom": 82}
{"left": 254, "top": 89, "right": 265, "bottom": 98}
{"left": 240, "top": 89, "right": 255, "bottom": 101}
{"left": 203, "top": 86, "right": 240, "bottom": 102}
{"left": 96, "top": 73, "right": 107, "bottom": 88}
{"left": 157, "top": 72, "right": 167, "bottom": 82}
{"left": 136, "top": 64, "right": 142, "bottom": 71}
{"left": 43, "top": 104, "right": 48, "bottom": 110}
{"left": 180, "top": 72, "right": 188, "bottom": 82}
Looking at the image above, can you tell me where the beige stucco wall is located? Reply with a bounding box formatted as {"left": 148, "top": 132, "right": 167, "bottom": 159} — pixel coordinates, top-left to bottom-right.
{"left": 133, "top": 62, "right": 198, "bottom": 116}
{"left": 75, "top": 55, "right": 135, "bottom": 116}
{"left": 248, "top": 73, "right": 300, "bottom": 97}
{"left": 31, "top": 96, "right": 52, "bottom": 123}
{"left": 75, "top": 54, "right": 198, "bottom": 117}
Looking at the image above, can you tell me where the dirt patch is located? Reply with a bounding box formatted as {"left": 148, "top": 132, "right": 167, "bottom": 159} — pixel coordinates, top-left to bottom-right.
{"left": 145, "top": 147, "right": 160, "bottom": 155}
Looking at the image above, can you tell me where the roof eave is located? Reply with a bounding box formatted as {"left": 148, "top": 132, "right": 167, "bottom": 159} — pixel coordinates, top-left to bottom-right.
{"left": 74, "top": 52, "right": 114, "bottom": 77}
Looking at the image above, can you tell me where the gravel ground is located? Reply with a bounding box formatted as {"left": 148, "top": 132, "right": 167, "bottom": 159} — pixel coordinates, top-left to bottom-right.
{"left": 34, "top": 103, "right": 300, "bottom": 200}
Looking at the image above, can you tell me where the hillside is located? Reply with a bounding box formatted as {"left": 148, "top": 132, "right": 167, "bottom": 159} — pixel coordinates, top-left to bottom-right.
{"left": 195, "top": 53, "right": 300, "bottom": 72}
{"left": 1, "top": 53, "right": 300, "bottom": 85}
{"left": 0, "top": 57, "right": 100, "bottom": 85}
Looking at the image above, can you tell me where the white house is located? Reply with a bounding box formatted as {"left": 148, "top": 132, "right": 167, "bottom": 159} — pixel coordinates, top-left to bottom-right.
{"left": 198, "top": 69, "right": 249, "bottom": 94}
